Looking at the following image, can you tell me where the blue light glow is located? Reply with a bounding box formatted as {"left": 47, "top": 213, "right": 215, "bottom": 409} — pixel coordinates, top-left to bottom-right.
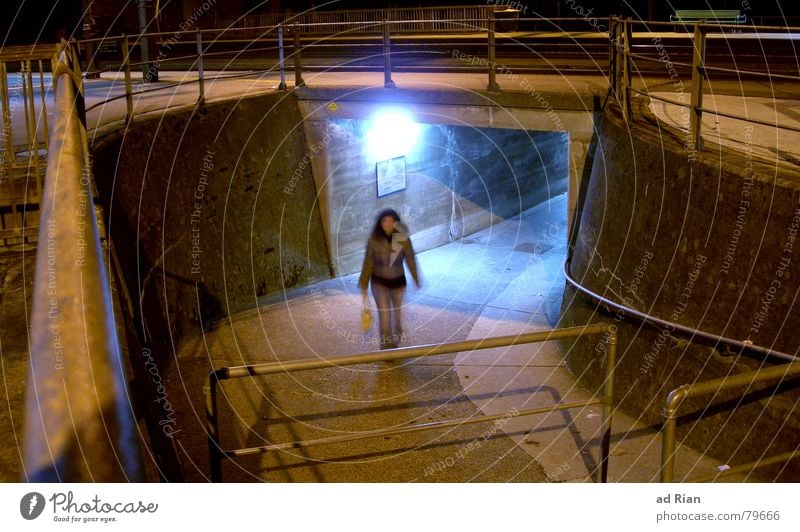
{"left": 366, "top": 109, "right": 420, "bottom": 161}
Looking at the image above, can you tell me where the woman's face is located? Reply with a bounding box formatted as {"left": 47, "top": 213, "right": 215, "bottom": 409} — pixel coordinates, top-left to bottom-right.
{"left": 380, "top": 216, "right": 396, "bottom": 235}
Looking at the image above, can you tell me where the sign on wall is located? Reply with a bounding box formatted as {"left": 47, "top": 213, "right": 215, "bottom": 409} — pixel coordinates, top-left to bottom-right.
{"left": 376, "top": 156, "right": 406, "bottom": 197}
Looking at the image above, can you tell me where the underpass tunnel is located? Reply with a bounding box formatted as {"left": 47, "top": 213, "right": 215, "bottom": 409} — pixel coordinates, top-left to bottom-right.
{"left": 85, "top": 87, "right": 592, "bottom": 481}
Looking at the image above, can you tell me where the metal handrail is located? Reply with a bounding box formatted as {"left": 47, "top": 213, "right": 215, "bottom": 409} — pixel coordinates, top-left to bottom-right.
{"left": 562, "top": 259, "right": 799, "bottom": 364}
{"left": 562, "top": 260, "right": 800, "bottom": 481}
{"left": 660, "top": 361, "right": 800, "bottom": 482}
{"left": 701, "top": 63, "right": 800, "bottom": 82}
{"left": 615, "top": 16, "right": 800, "bottom": 153}
{"left": 206, "top": 324, "right": 618, "bottom": 482}
{"left": 72, "top": 15, "right": 800, "bottom": 153}
{"left": 22, "top": 41, "right": 142, "bottom": 481}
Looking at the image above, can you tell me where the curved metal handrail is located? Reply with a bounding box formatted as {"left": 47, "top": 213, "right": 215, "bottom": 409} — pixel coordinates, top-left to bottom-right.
{"left": 562, "top": 259, "right": 799, "bottom": 364}
{"left": 23, "top": 41, "right": 142, "bottom": 482}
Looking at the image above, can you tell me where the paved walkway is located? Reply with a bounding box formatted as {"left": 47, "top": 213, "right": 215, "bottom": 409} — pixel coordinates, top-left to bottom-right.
{"left": 174, "top": 194, "right": 743, "bottom": 482}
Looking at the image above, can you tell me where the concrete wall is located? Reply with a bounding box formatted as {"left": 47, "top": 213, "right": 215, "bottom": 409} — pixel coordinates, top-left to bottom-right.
{"left": 560, "top": 104, "right": 800, "bottom": 478}
{"left": 92, "top": 92, "right": 330, "bottom": 351}
{"left": 316, "top": 119, "right": 568, "bottom": 275}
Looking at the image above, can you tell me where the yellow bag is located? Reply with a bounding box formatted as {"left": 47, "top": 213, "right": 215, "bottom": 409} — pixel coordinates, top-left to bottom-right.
{"left": 361, "top": 299, "right": 372, "bottom": 332}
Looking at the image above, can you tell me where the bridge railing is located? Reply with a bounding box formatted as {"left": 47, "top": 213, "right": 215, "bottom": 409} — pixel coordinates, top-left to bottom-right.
{"left": 206, "top": 324, "right": 618, "bottom": 482}
{"left": 612, "top": 17, "right": 800, "bottom": 154}
{"left": 215, "top": 4, "right": 495, "bottom": 36}
{"left": 75, "top": 13, "right": 627, "bottom": 124}
{"left": 73, "top": 14, "right": 800, "bottom": 148}
{"left": 0, "top": 45, "right": 54, "bottom": 248}
{"left": 22, "top": 40, "right": 142, "bottom": 481}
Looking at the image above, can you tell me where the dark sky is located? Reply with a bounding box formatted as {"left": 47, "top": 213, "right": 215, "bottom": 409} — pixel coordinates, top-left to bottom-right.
{"left": 2, "top": 0, "right": 83, "bottom": 45}
{"left": 3, "top": 0, "right": 800, "bottom": 46}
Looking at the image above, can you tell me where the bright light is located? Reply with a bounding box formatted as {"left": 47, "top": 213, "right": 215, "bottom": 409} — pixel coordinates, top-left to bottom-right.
{"left": 366, "top": 109, "right": 420, "bottom": 161}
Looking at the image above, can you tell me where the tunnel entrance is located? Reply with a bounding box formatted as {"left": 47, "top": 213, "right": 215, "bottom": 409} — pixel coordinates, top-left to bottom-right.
{"left": 304, "top": 116, "right": 570, "bottom": 277}
{"left": 85, "top": 88, "right": 586, "bottom": 481}
{"left": 176, "top": 192, "right": 571, "bottom": 481}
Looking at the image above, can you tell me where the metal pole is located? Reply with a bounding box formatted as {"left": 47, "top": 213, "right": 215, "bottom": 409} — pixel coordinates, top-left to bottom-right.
{"left": 487, "top": 11, "right": 498, "bottom": 91}
{"left": 277, "top": 25, "right": 287, "bottom": 91}
{"left": 0, "top": 62, "right": 12, "bottom": 189}
{"left": 137, "top": 0, "right": 153, "bottom": 81}
{"left": 596, "top": 329, "right": 616, "bottom": 483}
{"left": 80, "top": 0, "right": 100, "bottom": 78}
{"left": 293, "top": 25, "right": 304, "bottom": 88}
{"left": 37, "top": 60, "right": 50, "bottom": 147}
{"left": 1, "top": 60, "right": 19, "bottom": 237}
{"left": 206, "top": 371, "right": 223, "bottom": 482}
{"left": 222, "top": 324, "right": 613, "bottom": 378}
{"left": 20, "top": 61, "right": 32, "bottom": 155}
{"left": 608, "top": 17, "right": 617, "bottom": 96}
{"left": 383, "top": 20, "right": 395, "bottom": 88}
{"left": 196, "top": 31, "right": 205, "bottom": 104}
{"left": 660, "top": 412, "right": 679, "bottom": 482}
{"left": 614, "top": 18, "right": 623, "bottom": 98}
{"left": 16, "top": 60, "right": 31, "bottom": 228}
{"left": 121, "top": 35, "right": 134, "bottom": 124}
{"left": 83, "top": 40, "right": 99, "bottom": 79}
{"left": 621, "top": 18, "right": 632, "bottom": 121}
{"left": 690, "top": 21, "right": 706, "bottom": 152}
{"left": 24, "top": 61, "right": 43, "bottom": 207}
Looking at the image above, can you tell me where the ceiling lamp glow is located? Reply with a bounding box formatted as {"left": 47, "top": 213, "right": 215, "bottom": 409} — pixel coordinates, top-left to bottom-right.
{"left": 366, "top": 109, "right": 420, "bottom": 161}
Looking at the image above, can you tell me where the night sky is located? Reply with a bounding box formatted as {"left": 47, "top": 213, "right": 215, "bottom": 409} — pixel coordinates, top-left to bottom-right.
{"left": 2, "top": 0, "right": 800, "bottom": 46}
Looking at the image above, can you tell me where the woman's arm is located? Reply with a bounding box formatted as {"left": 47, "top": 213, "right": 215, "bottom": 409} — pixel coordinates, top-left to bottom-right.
{"left": 358, "top": 238, "right": 374, "bottom": 291}
{"left": 404, "top": 238, "right": 420, "bottom": 287}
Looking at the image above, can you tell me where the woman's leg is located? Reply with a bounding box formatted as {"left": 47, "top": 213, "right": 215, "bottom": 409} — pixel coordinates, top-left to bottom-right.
{"left": 371, "top": 283, "right": 393, "bottom": 349}
{"left": 389, "top": 287, "right": 405, "bottom": 346}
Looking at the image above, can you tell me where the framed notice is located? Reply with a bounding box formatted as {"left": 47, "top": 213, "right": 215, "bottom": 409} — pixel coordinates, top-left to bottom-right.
{"left": 376, "top": 156, "right": 406, "bottom": 198}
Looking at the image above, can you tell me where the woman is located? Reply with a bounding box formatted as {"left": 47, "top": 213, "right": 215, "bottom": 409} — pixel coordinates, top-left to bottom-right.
{"left": 359, "top": 209, "right": 420, "bottom": 349}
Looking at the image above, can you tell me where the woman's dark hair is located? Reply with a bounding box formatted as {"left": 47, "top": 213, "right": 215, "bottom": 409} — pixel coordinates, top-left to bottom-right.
{"left": 371, "top": 208, "right": 401, "bottom": 238}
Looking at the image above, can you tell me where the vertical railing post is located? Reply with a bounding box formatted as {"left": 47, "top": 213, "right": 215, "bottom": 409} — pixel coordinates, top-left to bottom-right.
{"left": 614, "top": 18, "right": 623, "bottom": 98}
{"left": 85, "top": 40, "right": 99, "bottom": 79}
{"left": 0, "top": 61, "right": 13, "bottom": 201}
{"left": 608, "top": 17, "right": 617, "bottom": 96}
{"left": 37, "top": 60, "right": 50, "bottom": 147}
{"left": 278, "top": 25, "right": 287, "bottom": 91}
{"left": 383, "top": 20, "right": 395, "bottom": 88}
{"left": 690, "top": 21, "right": 706, "bottom": 152}
{"left": 20, "top": 61, "right": 32, "bottom": 155}
{"left": 596, "top": 328, "right": 616, "bottom": 483}
{"left": 660, "top": 416, "right": 677, "bottom": 482}
{"left": 196, "top": 31, "right": 205, "bottom": 104}
{"left": 621, "top": 18, "right": 632, "bottom": 121}
{"left": 23, "top": 60, "right": 43, "bottom": 207}
{"left": 206, "top": 372, "right": 223, "bottom": 482}
{"left": 293, "top": 24, "right": 305, "bottom": 88}
{"left": 0, "top": 61, "right": 11, "bottom": 157}
{"left": 487, "top": 10, "right": 499, "bottom": 91}
{"left": 121, "top": 35, "right": 134, "bottom": 124}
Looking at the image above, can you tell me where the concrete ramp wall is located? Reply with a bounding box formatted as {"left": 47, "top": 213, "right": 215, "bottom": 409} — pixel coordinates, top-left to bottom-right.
{"left": 92, "top": 92, "right": 331, "bottom": 350}
{"left": 561, "top": 104, "right": 800, "bottom": 479}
